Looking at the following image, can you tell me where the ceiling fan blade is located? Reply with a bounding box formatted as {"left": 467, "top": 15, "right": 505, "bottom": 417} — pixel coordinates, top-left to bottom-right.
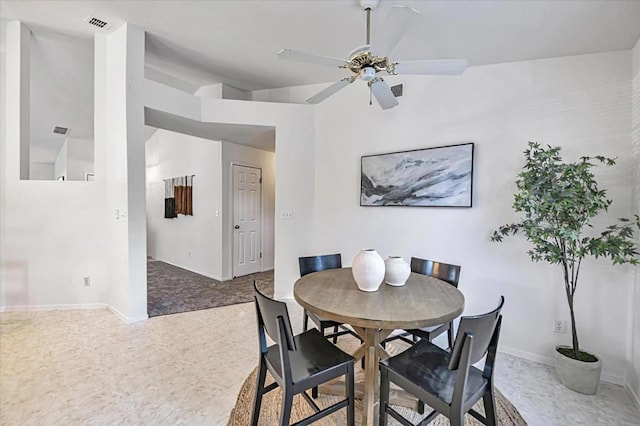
{"left": 306, "top": 78, "right": 353, "bottom": 104}
{"left": 370, "top": 79, "right": 399, "bottom": 110}
{"left": 278, "top": 49, "right": 347, "bottom": 67}
{"left": 393, "top": 59, "right": 468, "bottom": 75}
{"left": 370, "top": 5, "right": 420, "bottom": 58}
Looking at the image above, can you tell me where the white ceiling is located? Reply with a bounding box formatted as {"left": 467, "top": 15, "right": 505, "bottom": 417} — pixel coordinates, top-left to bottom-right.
{"left": 3, "top": 0, "right": 640, "bottom": 91}
{"left": 2, "top": 1, "right": 640, "bottom": 164}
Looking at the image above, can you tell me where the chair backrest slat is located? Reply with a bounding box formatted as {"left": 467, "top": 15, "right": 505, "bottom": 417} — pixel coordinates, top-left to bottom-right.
{"left": 254, "top": 282, "right": 296, "bottom": 352}
{"left": 448, "top": 296, "right": 504, "bottom": 370}
{"left": 299, "top": 253, "right": 342, "bottom": 277}
{"left": 410, "top": 257, "right": 461, "bottom": 287}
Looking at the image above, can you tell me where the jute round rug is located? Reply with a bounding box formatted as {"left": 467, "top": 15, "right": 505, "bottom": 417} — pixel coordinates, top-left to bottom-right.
{"left": 228, "top": 338, "right": 528, "bottom": 425}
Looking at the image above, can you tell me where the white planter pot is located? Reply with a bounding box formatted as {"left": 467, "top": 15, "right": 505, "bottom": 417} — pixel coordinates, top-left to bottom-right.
{"left": 352, "top": 249, "right": 385, "bottom": 292}
{"left": 384, "top": 256, "right": 411, "bottom": 286}
{"left": 555, "top": 345, "right": 602, "bottom": 394}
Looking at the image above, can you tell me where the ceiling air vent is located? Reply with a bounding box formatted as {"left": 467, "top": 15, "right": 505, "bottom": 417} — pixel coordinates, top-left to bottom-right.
{"left": 390, "top": 84, "right": 403, "bottom": 98}
{"left": 53, "top": 126, "right": 69, "bottom": 135}
{"left": 84, "top": 16, "right": 112, "bottom": 30}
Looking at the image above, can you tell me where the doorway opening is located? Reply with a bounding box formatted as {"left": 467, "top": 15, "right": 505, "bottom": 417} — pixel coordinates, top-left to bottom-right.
{"left": 143, "top": 111, "right": 276, "bottom": 316}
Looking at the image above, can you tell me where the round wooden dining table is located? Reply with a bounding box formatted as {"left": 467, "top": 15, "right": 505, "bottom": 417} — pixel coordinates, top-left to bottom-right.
{"left": 294, "top": 267, "right": 465, "bottom": 426}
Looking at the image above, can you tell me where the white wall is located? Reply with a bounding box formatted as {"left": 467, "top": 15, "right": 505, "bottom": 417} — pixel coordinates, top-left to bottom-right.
{"left": 0, "top": 23, "right": 5, "bottom": 309}
{"left": 221, "top": 141, "right": 276, "bottom": 280}
{"left": 628, "top": 37, "right": 640, "bottom": 407}
{"left": 195, "top": 83, "right": 251, "bottom": 101}
{"left": 1, "top": 22, "right": 107, "bottom": 310}
{"left": 2, "top": 21, "right": 313, "bottom": 322}
{"left": 255, "top": 50, "right": 635, "bottom": 384}
{"left": 52, "top": 138, "right": 94, "bottom": 181}
{"left": 199, "top": 99, "right": 315, "bottom": 299}
{"left": 66, "top": 138, "right": 94, "bottom": 181}
{"left": 29, "top": 162, "right": 54, "bottom": 180}
{"left": 146, "top": 129, "right": 223, "bottom": 280}
{"left": 94, "top": 24, "right": 147, "bottom": 323}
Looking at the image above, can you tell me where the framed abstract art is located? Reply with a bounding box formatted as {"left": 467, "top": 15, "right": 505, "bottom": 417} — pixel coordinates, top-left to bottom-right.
{"left": 361, "top": 143, "right": 474, "bottom": 207}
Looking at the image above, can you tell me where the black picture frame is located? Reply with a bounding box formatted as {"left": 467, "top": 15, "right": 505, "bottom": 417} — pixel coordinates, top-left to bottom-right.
{"left": 360, "top": 142, "right": 474, "bottom": 207}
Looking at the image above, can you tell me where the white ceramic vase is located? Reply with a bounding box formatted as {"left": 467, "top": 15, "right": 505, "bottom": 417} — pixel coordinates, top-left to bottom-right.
{"left": 384, "top": 256, "right": 411, "bottom": 286}
{"left": 352, "top": 249, "right": 385, "bottom": 292}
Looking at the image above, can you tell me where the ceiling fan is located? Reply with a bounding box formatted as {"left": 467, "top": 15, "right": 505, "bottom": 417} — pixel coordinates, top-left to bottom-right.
{"left": 278, "top": 0, "right": 468, "bottom": 110}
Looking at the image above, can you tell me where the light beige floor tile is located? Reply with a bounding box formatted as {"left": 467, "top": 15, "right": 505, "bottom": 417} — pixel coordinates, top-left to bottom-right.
{"left": 1, "top": 302, "right": 639, "bottom": 425}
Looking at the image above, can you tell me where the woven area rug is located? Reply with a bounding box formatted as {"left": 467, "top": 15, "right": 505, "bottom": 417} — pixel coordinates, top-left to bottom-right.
{"left": 147, "top": 260, "right": 273, "bottom": 317}
{"left": 228, "top": 338, "right": 527, "bottom": 425}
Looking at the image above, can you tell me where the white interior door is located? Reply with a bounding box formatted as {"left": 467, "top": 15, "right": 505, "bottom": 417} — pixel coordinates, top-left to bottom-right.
{"left": 233, "top": 165, "right": 262, "bottom": 278}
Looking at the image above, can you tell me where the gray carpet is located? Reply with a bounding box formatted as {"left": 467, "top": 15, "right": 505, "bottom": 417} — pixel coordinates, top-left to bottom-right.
{"left": 147, "top": 259, "right": 274, "bottom": 317}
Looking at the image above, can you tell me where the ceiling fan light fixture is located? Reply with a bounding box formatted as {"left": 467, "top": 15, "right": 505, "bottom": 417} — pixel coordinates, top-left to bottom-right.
{"left": 360, "top": 67, "right": 376, "bottom": 81}
{"left": 360, "top": 0, "right": 380, "bottom": 12}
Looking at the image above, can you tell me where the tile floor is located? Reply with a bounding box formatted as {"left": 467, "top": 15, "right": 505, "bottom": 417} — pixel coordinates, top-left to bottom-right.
{"left": 1, "top": 301, "right": 638, "bottom": 426}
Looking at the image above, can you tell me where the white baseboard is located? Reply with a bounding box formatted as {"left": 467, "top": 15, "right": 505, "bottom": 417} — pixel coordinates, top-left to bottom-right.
{"left": 1, "top": 303, "right": 148, "bottom": 324}
{"left": 1, "top": 303, "right": 109, "bottom": 312}
{"left": 0, "top": 306, "right": 5, "bottom": 313}
{"left": 152, "top": 259, "right": 221, "bottom": 281}
{"left": 499, "top": 345, "right": 625, "bottom": 386}
{"left": 500, "top": 345, "right": 555, "bottom": 366}
{"left": 625, "top": 381, "right": 640, "bottom": 410}
{"left": 107, "top": 305, "right": 148, "bottom": 324}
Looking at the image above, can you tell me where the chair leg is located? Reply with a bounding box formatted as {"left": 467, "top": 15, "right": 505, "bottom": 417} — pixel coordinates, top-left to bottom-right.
{"left": 379, "top": 367, "right": 389, "bottom": 426}
{"left": 303, "top": 310, "right": 309, "bottom": 331}
{"left": 312, "top": 386, "right": 318, "bottom": 399}
{"left": 417, "top": 400, "right": 425, "bottom": 415}
{"left": 483, "top": 388, "right": 498, "bottom": 426}
{"left": 449, "top": 410, "right": 464, "bottom": 426}
{"left": 279, "top": 387, "right": 294, "bottom": 426}
{"left": 251, "top": 360, "right": 267, "bottom": 426}
{"left": 346, "top": 363, "right": 355, "bottom": 426}
{"left": 332, "top": 325, "right": 339, "bottom": 343}
{"left": 447, "top": 322, "right": 455, "bottom": 350}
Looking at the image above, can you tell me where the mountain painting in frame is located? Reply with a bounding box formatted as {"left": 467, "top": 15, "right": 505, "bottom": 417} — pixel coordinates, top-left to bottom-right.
{"left": 361, "top": 143, "right": 474, "bottom": 207}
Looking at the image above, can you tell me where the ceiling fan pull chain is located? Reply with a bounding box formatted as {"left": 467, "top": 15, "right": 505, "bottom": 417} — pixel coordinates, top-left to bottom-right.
{"left": 369, "top": 85, "right": 373, "bottom": 105}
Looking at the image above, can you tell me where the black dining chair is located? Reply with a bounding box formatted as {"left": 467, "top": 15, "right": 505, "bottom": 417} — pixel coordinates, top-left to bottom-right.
{"left": 299, "top": 254, "right": 361, "bottom": 344}
{"left": 385, "top": 257, "right": 461, "bottom": 349}
{"left": 252, "top": 282, "right": 355, "bottom": 426}
{"left": 379, "top": 296, "right": 505, "bottom": 426}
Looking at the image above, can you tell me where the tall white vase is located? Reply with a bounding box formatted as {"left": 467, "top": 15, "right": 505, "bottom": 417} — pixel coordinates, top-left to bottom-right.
{"left": 384, "top": 256, "right": 411, "bottom": 286}
{"left": 352, "top": 249, "right": 385, "bottom": 292}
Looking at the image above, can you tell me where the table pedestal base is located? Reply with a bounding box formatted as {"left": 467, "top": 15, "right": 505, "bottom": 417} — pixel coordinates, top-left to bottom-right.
{"left": 320, "top": 327, "right": 419, "bottom": 425}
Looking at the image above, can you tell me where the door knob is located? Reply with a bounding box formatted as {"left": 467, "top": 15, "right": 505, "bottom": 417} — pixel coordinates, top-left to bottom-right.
{"left": 234, "top": 225, "right": 240, "bottom": 229}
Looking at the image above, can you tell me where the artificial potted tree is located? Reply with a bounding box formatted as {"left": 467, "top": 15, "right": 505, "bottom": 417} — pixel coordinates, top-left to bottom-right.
{"left": 491, "top": 142, "right": 640, "bottom": 394}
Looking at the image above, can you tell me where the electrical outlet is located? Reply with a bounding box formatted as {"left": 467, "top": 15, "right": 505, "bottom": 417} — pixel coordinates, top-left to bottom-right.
{"left": 83, "top": 276, "right": 91, "bottom": 287}
{"left": 554, "top": 319, "right": 566, "bottom": 334}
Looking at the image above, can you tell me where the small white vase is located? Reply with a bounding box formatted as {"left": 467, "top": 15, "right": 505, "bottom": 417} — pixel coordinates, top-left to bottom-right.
{"left": 352, "top": 249, "right": 385, "bottom": 292}
{"left": 384, "top": 256, "right": 410, "bottom": 286}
